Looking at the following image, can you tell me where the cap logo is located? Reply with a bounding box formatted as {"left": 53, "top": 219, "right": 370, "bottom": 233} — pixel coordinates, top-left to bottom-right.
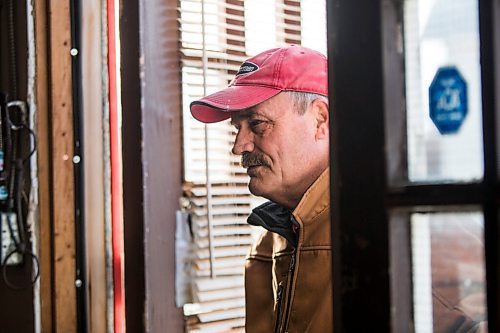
{"left": 237, "top": 62, "right": 259, "bottom": 76}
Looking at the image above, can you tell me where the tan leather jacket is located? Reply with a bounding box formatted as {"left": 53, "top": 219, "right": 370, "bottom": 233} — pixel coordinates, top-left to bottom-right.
{"left": 245, "top": 169, "right": 332, "bottom": 333}
{"left": 243, "top": 167, "right": 487, "bottom": 332}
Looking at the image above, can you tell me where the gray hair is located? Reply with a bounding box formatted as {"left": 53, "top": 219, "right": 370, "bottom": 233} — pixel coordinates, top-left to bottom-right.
{"left": 283, "top": 91, "right": 329, "bottom": 115}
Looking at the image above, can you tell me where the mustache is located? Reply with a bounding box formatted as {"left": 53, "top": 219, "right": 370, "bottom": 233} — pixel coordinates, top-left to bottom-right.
{"left": 241, "top": 152, "right": 270, "bottom": 169}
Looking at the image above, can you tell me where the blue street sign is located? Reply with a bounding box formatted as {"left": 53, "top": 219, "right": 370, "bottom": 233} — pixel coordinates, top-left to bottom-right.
{"left": 429, "top": 66, "right": 468, "bottom": 135}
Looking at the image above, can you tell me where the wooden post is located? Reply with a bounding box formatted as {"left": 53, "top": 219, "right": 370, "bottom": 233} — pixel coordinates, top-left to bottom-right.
{"left": 34, "top": 0, "right": 53, "bottom": 331}
{"left": 49, "top": 0, "right": 77, "bottom": 331}
{"left": 82, "top": 1, "right": 108, "bottom": 332}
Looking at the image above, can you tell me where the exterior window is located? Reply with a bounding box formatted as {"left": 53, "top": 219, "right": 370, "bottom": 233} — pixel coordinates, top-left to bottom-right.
{"left": 402, "top": 0, "right": 489, "bottom": 331}
{"left": 404, "top": 0, "right": 484, "bottom": 182}
{"left": 411, "top": 212, "right": 487, "bottom": 331}
{"left": 327, "top": 0, "right": 499, "bottom": 330}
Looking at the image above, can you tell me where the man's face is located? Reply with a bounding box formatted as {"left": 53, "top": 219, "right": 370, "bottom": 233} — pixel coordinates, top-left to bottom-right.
{"left": 230, "top": 93, "right": 325, "bottom": 208}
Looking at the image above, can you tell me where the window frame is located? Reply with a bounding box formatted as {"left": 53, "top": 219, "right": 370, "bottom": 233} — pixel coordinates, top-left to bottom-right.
{"left": 327, "top": 0, "right": 500, "bottom": 331}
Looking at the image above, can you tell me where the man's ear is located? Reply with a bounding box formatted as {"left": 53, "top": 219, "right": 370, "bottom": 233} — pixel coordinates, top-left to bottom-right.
{"left": 312, "top": 99, "right": 329, "bottom": 140}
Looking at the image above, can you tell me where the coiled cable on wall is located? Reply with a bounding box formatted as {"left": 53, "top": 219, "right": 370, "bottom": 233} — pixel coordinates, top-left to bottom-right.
{"left": 1, "top": 99, "right": 40, "bottom": 290}
{"left": 0, "top": 0, "right": 41, "bottom": 290}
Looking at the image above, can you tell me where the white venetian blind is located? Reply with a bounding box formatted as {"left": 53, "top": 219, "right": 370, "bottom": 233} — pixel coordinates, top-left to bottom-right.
{"left": 179, "top": 1, "right": 326, "bottom": 331}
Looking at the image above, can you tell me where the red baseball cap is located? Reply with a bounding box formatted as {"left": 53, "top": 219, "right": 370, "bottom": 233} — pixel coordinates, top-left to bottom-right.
{"left": 190, "top": 45, "right": 328, "bottom": 123}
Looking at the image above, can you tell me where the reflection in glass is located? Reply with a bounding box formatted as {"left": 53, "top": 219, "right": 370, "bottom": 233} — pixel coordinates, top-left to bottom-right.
{"left": 412, "top": 212, "right": 487, "bottom": 332}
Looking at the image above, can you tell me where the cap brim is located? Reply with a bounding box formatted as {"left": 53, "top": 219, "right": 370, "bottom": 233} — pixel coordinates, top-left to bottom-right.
{"left": 190, "top": 85, "right": 281, "bottom": 123}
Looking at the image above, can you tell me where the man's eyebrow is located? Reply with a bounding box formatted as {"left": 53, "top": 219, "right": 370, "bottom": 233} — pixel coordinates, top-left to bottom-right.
{"left": 230, "top": 108, "right": 258, "bottom": 125}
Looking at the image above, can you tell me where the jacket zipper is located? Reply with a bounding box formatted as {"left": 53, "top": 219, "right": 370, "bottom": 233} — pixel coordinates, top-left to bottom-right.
{"left": 274, "top": 282, "right": 284, "bottom": 333}
{"left": 276, "top": 216, "right": 300, "bottom": 333}
{"left": 280, "top": 248, "right": 297, "bottom": 332}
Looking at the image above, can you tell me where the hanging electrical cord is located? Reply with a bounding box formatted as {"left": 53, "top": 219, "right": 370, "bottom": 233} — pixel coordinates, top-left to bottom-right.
{"left": 0, "top": 0, "right": 41, "bottom": 290}
{"left": 1, "top": 99, "right": 40, "bottom": 290}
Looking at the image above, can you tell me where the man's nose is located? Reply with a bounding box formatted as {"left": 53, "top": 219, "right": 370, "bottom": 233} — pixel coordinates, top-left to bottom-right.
{"left": 232, "top": 128, "right": 255, "bottom": 155}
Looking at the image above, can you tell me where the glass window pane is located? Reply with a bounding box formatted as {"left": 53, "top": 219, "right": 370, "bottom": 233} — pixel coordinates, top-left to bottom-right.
{"left": 301, "top": 0, "right": 327, "bottom": 55}
{"left": 245, "top": 0, "right": 277, "bottom": 55}
{"left": 411, "top": 212, "right": 488, "bottom": 332}
{"left": 404, "top": 0, "right": 484, "bottom": 182}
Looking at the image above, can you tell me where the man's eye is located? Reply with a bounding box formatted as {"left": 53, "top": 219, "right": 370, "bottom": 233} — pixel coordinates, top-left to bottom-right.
{"left": 249, "top": 120, "right": 268, "bottom": 133}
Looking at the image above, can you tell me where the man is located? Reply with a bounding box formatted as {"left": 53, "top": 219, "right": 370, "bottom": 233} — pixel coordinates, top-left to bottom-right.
{"left": 190, "top": 45, "right": 332, "bottom": 332}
